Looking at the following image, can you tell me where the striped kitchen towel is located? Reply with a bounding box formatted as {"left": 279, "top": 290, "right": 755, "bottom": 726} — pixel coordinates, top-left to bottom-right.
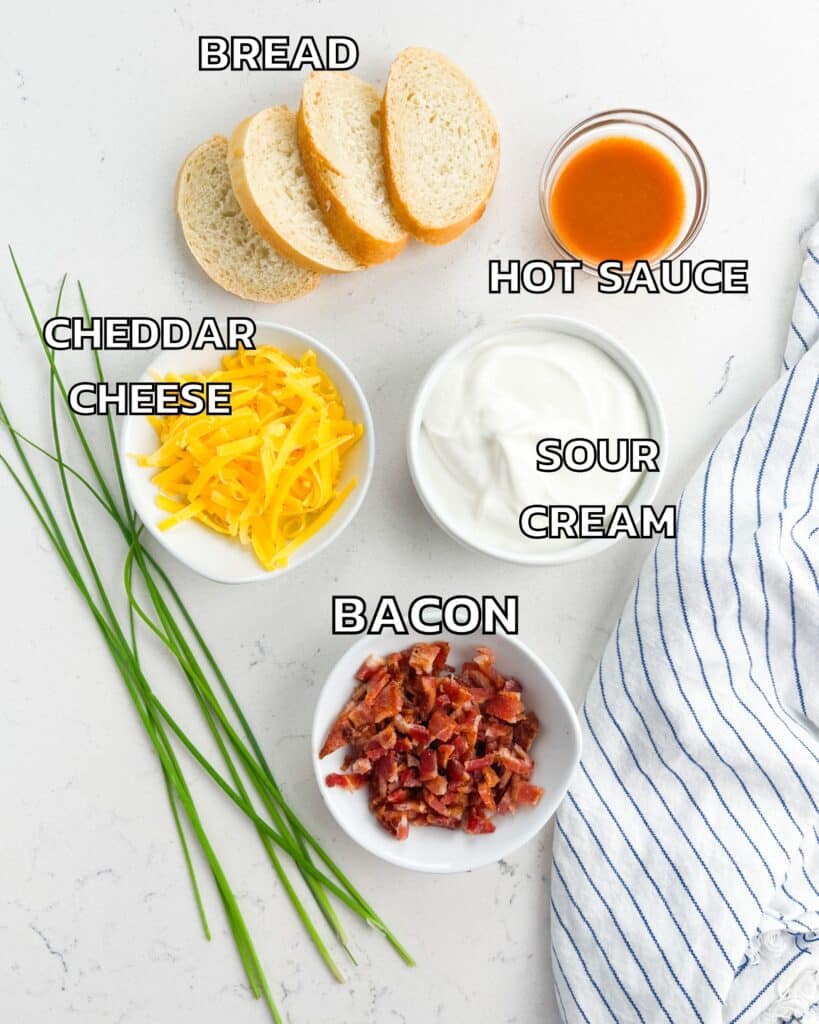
{"left": 551, "top": 227, "right": 819, "bottom": 1024}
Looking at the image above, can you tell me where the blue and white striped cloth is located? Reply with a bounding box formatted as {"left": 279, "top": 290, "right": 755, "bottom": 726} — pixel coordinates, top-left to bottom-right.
{"left": 551, "top": 228, "right": 819, "bottom": 1024}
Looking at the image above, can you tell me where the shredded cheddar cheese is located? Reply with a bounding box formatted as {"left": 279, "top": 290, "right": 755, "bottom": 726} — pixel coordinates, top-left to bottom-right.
{"left": 138, "top": 347, "right": 363, "bottom": 571}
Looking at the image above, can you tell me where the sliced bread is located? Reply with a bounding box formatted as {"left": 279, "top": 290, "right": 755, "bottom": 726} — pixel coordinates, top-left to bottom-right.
{"left": 228, "top": 106, "right": 360, "bottom": 274}
{"left": 175, "top": 136, "right": 320, "bottom": 303}
{"left": 382, "top": 47, "right": 500, "bottom": 245}
{"left": 297, "top": 71, "right": 408, "bottom": 265}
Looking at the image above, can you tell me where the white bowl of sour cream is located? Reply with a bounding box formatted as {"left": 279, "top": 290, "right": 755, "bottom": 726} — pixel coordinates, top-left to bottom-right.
{"left": 407, "top": 315, "right": 667, "bottom": 566}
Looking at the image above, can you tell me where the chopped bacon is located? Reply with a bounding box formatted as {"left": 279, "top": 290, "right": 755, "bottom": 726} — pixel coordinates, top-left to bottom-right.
{"left": 325, "top": 772, "right": 368, "bottom": 790}
{"left": 409, "top": 643, "right": 442, "bottom": 674}
{"left": 515, "top": 782, "right": 544, "bottom": 806}
{"left": 465, "top": 811, "right": 496, "bottom": 835}
{"left": 484, "top": 691, "right": 523, "bottom": 723}
{"left": 393, "top": 715, "right": 430, "bottom": 745}
{"left": 372, "top": 680, "right": 403, "bottom": 723}
{"left": 433, "top": 643, "right": 451, "bottom": 669}
{"left": 318, "top": 688, "right": 361, "bottom": 758}
{"left": 497, "top": 775, "right": 523, "bottom": 814}
{"left": 373, "top": 750, "right": 397, "bottom": 784}
{"left": 356, "top": 654, "right": 386, "bottom": 682}
{"left": 425, "top": 792, "right": 450, "bottom": 816}
{"left": 382, "top": 813, "right": 409, "bottom": 841}
{"left": 441, "top": 678, "right": 472, "bottom": 707}
{"left": 415, "top": 675, "right": 438, "bottom": 716}
{"left": 424, "top": 775, "right": 448, "bottom": 796}
{"left": 369, "top": 724, "right": 396, "bottom": 750}
{"left": 497, "top": 788, "right": 515, "bottom": 815}
{"left": 452, "top": 735, "right": 469, "bottom": 758}
{"left": 428, "top": 709, "right": 455, "bottom": 742}
{"left": 497, "top": 746, "right": 533, "bottom": 775}
{"left": 320, "top": 645, "right": 543, "bottom": 840}
{"left": 418, "top": 748, "right": 438, "bottom": 781}
{"left": 435, "top": 691, "right": 452, "bottom": 711}
{"left": 363, "top": 667, "right": 390, "bottom": 705}
{"left": 385, "top": 651, "right": 405, "bottom": 672}
{"left": 348, "top": 703, "right": 373, "bottom": 728}
{"left": 473, "top": 647, "right": 507, "bottom": 689}
{"left": 389, "top": 799, "right": 426, "bottom": 814}
{"left": 319, "top": 720, "right": 349, "bottom": 759}
{"left": 466, "top": 685, "right": 496, "bottom": 704}
{"left": 426, "top": 813, "right": 460, "bottom": 829}
{"left": 436, "top": 743, "right": 455, "bottom": 770}
{"left": 477, "top": 785, "right": 496, "bottom": 811}
{"left": 462, "top": 665, "right": 494, "bottom": 690}
{"left": 485, "top": 720, "right": 514, "bottom": 742}
{"left": 514, "top": 711, "right": 540, "bottom": 751}
{"left": 473, "top": 647, "right": 495, "bottom": 671}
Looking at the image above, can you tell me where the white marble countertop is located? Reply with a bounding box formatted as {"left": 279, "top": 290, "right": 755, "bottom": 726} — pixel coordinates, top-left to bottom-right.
{"left": 3, "top": 1, "right": 819, "bottom": 1021}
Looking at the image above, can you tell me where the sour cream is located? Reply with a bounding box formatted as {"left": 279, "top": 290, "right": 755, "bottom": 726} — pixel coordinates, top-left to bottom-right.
{"left": 417, "top": 327, "right": 651, "bottom": 555}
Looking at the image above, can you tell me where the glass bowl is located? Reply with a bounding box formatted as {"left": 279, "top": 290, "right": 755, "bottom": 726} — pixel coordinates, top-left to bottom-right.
{"left": 539, "top": 108, "right": 709, "bottom": 274}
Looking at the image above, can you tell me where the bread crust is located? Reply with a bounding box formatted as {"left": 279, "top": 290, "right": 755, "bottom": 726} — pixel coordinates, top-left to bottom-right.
{"left": 382, "top": 48, "right": 500, "bottom": 245}
{"left": 228, "top": 109, "right": 357, "bottom": 274}
{"left": 176, "top": 134, "right": 320, "bottom": 302}
{"left": 297, "top": 74, "right": 408, "bottom": 265}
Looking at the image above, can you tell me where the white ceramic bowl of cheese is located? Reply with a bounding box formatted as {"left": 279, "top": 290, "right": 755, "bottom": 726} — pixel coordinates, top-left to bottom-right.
{"left": 120, "top": 322, "right": 375, "bottom": 584}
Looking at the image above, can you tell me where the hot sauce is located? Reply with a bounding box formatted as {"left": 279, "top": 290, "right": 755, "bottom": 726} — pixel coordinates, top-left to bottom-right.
{"left": 548, "top": 136, "right": 686, "bottom": 266}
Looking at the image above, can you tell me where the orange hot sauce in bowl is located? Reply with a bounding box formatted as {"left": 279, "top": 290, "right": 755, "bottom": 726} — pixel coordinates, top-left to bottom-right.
{"left": 549, "top": 136, "right": 686, "bottom": 266}
{"left": 540, "top": 110, "right": 709, "bottom": 271}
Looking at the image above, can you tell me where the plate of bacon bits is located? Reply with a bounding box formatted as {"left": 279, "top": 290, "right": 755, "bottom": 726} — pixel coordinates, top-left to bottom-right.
{"left": 313, "top": 634, "right": 581, "bottom": 872}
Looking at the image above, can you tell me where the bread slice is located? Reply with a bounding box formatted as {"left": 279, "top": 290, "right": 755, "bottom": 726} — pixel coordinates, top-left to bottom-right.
{"left": 382, "top": 48, "right": 500, "bottom": 245}
{"left": 297, "top": 72, "right": 408, "bottom": 265}
{"left": 175, "top": 136, "right": 320, "bottom": 303}
{"left": 228, "top": 107, "right": 360, "bottom": 274}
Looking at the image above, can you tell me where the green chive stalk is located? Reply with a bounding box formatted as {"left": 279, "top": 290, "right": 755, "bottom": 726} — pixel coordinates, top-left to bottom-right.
{"left": 0, "top": 253, "right": 413, "bottom": 1021}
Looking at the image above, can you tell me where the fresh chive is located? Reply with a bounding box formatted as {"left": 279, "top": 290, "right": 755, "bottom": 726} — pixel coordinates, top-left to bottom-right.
{"left": 0, "top": 257, "right": 412, "bottom": 1021}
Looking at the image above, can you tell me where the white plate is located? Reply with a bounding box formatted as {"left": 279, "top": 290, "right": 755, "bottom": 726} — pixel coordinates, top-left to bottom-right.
{"left": 406, "top": 313, "right": 668, "bottom": 566}
{"left": 312, "top": 632, "right": 582, "bottom": 873}
{"left": 120, "top": 322, "right": 375, "bottom": 584}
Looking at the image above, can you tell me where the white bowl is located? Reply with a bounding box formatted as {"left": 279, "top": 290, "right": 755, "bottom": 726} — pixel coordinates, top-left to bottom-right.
{"left": 120, "top": 322, "right": 375, "bottom": 584}
{"left": 406, "top": 314, "right": 667, "bottom": 567}
{"left": 312, "top": 632, "right": 581, "bottom": 873}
